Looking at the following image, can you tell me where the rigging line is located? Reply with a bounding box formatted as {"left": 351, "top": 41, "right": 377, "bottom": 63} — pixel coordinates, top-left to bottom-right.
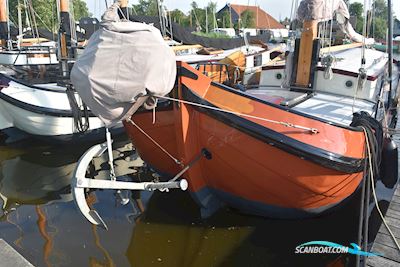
{"left": 362, "top": 126, "right": 400, "bottom": 253}
{"left": 361, "top": 0, "right": 368, "bottom": 67}
{"left": 154, "top": 95, "right": 319, "bottom": 134}
{"left": 125, "top": 117, "right": 182, "bottom": 166}
{"left": 328, "top": 0, "right": 334, "bottom": 52}
{"left": 31, "top": 7, "right": 53, "bottom": 32}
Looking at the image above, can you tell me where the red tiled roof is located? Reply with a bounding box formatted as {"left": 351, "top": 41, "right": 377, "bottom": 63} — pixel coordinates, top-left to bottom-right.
{"left": 230, "top": 4, "right": 285, "bottom": 29}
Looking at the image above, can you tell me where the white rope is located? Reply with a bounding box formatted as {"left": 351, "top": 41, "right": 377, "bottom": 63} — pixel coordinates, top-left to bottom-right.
{"left": 125, "top": 117, "right": 182, "bottom": 166}
{"left": 362, "top": 127, "right": 400, "bottom": 253}
{"left": 155, "top": 95, "right": 319, "bottom": 134}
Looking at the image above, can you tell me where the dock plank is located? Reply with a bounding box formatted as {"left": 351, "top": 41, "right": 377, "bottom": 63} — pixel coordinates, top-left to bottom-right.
{"left": 369, "top": 243, "right": 400, "bottom": 263}
{"left": 386, "top": 208, "right": 400, "bottom": 220}
{"left": 388, "top": 202, "right": 400, "bottom": 213}
{"left": 367, "top": 184, "right": 400, "bottom": 266}
{"left": 381, "top": 216, "right": 400, "bottom": 230}
{"left": 366, "top": 255, "right": 400, "bottom": 267}
{"left": 379, "top": 224, "right": 400, "bottom": 239}
{"left": 0, "top": 239, "right": 34, "bottom": 267}
{"left": 374, "top": 232, "right": 400, "bottom": 250}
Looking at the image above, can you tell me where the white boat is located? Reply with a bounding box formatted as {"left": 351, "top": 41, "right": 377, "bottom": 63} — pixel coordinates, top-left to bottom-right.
{"left": 0, "top": 72, "right": 123, "bottom": 143}
{"left": 0, "top": 45, "right": 58, "bottom": 66}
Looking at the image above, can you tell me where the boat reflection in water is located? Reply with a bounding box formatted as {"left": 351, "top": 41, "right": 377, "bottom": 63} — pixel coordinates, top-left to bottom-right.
{"left": 0, "top": 142, "right": 395, "bottom": 267}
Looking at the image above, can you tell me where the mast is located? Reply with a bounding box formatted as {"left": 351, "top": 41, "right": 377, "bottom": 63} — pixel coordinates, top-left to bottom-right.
{"left": 205, "top": 5, "right": 208, "bottom": 33}
{"left": 0, "top": 0, "right": 8, "bottom": 48}
{"left": 387, "top": 0, "right": 393, "bottom": 102}
{"left": 295, "top": 20, "right": 318, "bottom": 88}
{"left": 17, "top": 0, "right": 22, "bottom": 38}
{"left": 58, "top": 0, "right": 74, "bottom": 78}
{"left": 119, "top": 0, "right": 129, "bottom": 19}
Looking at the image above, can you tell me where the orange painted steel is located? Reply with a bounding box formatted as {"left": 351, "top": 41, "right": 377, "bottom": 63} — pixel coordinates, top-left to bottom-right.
{"left": 125, "top": 62, "right": 366, "bottom": 215}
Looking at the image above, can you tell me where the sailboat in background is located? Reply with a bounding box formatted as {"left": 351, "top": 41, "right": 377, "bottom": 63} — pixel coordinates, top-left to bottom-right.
{"left": 0, "top": 0, "right": 58, "bottom": 68}
{"left": 0, "top": 0, "right": 123, "bottom": 143}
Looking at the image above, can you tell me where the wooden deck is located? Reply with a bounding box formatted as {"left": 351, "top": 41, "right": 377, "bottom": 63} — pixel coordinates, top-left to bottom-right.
{"left": 366, "top": 184, "right": 400, "bottom": 266}
{"left": 0, "top": 239, "right": 34, "bottom": 267}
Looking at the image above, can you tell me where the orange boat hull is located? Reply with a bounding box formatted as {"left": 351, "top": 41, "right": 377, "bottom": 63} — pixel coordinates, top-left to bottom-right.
{"left": 125, "top": 63, "right": 366, "bottom": 218}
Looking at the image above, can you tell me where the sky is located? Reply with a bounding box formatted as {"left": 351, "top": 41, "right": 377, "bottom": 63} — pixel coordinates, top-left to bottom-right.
{"left": 86, "top": 0, "right": 400, "bottom": 22}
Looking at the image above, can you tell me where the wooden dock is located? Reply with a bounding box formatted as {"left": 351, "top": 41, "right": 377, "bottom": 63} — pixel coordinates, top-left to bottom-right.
{"left": 0, "top": 239, "right": 34, "bottom": 267}
{"left": 366, "top": 184, "right": 400, "bottom": 267}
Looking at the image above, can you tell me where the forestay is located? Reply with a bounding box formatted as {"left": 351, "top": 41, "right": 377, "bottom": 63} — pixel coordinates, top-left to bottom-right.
{"left": 71, "top": 4, "right": 176, "bottom": 127}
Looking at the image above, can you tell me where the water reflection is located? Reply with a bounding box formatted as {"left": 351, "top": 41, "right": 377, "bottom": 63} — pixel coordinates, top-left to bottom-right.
{"left": 0, "top": 140, "right": 392, "bottom": 267}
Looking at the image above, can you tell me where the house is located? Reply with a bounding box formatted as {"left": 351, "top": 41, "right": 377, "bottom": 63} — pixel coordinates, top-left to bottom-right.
{"left": 216, "top": 4, "right": 285, "bottom": 30}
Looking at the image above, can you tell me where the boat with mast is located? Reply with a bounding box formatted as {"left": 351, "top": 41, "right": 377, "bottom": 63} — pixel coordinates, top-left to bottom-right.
{"left": 0, "top": 0, "right": 123, "bottom": 143}
{"left": 70, "top": 0, "right": 399, "bottom": 222}
{"left": 0, "top": 0, "right": 58, "bottom": 68}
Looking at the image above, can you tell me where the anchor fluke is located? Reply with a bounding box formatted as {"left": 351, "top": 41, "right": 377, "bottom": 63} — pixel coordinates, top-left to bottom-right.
{"left": 72, "top": 141, "right": 189, "bottom": 229}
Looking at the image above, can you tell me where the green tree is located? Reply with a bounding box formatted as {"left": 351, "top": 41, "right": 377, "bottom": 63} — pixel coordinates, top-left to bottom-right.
{"left": 240, "top": 10, "right": 255, "bottom": 28}
{"left": 373, "top": 0, "right": 388, "bottom": 19}
{"left": 169, "top": 9, "right": 189, "bottom": 27}
{"left": 72, "top": 0, "right": 90, "bottom": 20}
{"left": 372, "top": 0, "right": 388, "bottom": 40}
{"left": 8, "top": 0, "right": 89, "bottom": 32}
{"left": 206, "top": 1, "right": 217, "bottom": 31}
{"left": 219, "top": 9, "right": 231, "bottom": 28}
{"left": 349, "top": 2, "right": 364, "bottom": 33}
{"left": 373, "top": 16, "right": 387, "bottom": 39}
{"left": 132, "top": 0, "right": 159, "bottom": 16}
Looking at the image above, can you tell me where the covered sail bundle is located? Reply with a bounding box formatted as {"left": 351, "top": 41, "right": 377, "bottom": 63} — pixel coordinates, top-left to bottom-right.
{"left": 297, "top": 0, "right": 374, "bottom": 44}
{"left": 71, "top": 4, "right": 176, "bottom": 126}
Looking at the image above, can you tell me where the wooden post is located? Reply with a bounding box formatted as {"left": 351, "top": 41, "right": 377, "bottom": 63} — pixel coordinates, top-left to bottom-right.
{"left": 0, "top": 0, "right": 8, "bottom": 47}
{"left": 295, "top": 20, "right": 318, "bottom": 87}
{"left": 119, "top": 0, "right": 129, "bottom": 19}
{"left": 59, "top": 0, "right": 69, "bottom": 12}
{"left": 58, "top": 0, "right": 72, "bottom": 78}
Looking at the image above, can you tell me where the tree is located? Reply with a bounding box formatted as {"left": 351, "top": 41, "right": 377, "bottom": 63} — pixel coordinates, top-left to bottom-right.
{"left": 240, "top": 10, "right": 255, "bottom": 28}
{"left": 206, "top": 1, "right": 217, "bottom": 31}
{"left": 132, "top": 0, "right": 159, "bottom": 16}
{"left": 373, "top": 0, "right": 388, "bottom": 19}
{"left": 219, "top": 10, "right": 231, "bottom": 28}
{"left": 373, "top": 17, "right": 387, "bottom": 39}
{"left": 349, "top": 2, "right": 364, "bottom": 33}
{"left": 170, "top": 9, "right": 189, "bottom": 27}
{"left": 372, "top": 0, "right": 388, "bottom": 40}
{"left": 72, "top": 0, "right": 90, "bottom": 20}
{"left": 8, "top": 0, "right": 89, "bottom": 32}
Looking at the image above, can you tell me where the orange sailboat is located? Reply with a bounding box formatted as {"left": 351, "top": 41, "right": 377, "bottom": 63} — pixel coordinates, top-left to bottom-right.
{"left": 71, "top": 1, "right": 399, "bottom": 223}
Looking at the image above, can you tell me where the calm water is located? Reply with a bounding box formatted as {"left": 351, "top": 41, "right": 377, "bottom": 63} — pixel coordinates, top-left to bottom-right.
{"left": 0, "top": 136, "right": 377, "bottom": 267}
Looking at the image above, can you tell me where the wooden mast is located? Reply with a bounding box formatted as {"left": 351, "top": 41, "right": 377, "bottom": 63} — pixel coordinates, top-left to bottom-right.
{"left": 0, "top": 0, "right": 8, "bottom": 48}
{"left": 119, "top": 0, "right": 129, "bottom": 19}
{"left": 59, "top": 0, "right": 72, "bottom": 78}
{"left": 295, "top": 20, "right": 318, "bottom": 88}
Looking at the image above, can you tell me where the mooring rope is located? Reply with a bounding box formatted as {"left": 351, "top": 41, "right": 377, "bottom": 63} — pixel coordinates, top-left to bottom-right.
{"left": 362, "top": 126, "right": 400, "bottom": 252}
{"left": 154, "top": 95, "right": 319, "bottom": 134}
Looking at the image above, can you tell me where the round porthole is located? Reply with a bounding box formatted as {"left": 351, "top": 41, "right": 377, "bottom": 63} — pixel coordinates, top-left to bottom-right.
{"left": 345, "top": 80, "right": 353, "bottom": 88}
{"left": 276, "top": 73, "right": 283, "bottom": 80}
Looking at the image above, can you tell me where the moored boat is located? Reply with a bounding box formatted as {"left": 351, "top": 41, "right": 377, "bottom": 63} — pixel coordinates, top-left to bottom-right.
{"left": 123, "top": 1, "right": 399, "bottom": 218}
{"left": 0, "top": 0, "right": 124, "bottom": 144}
{"left": 70, "top": 0, "right": 399, "bottom": 226}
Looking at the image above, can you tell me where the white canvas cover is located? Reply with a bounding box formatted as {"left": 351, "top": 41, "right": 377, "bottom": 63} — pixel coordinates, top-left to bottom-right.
{"left": 297, "top": 0, "right": 374, "bottom": 44}
{"left": 71, "top": 4, "right": 176, "bottom": 127}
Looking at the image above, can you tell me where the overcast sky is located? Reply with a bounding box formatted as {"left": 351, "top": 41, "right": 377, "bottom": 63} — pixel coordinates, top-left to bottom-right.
{"left": 86, "top": 0, "right": 399, "bottom": 22}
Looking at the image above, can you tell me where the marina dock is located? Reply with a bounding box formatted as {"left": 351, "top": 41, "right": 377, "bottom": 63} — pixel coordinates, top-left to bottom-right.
{"left": 0, "top": 239, "right": 34, "bottom": 267}
{"left": 367, "top": 184, "right": 400, "bottom": 266}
